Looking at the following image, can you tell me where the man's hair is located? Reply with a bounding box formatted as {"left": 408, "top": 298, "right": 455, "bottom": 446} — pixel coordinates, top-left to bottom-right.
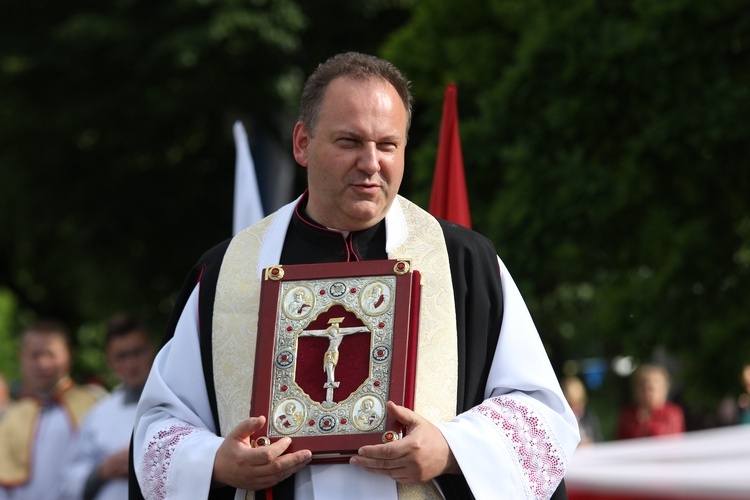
{"left": 105, "top": 313, "right": 149, "bottom": 346}
{"left": 21, "top": 319, "right": 72, "bottom": 348}
{"left": 632, "top": 364, "right": 671, "bottom": 387}
{"left": 298, "top": 52, "right": 413, "bottom": 136}
{"left": 561, "top": 376, "right": 587, "bottom": 406}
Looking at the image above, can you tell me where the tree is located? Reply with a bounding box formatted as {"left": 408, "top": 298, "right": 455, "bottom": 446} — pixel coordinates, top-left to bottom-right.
{"left": 383, "top": 0, "right": 750, "bottom": 431}
{"left": 0, "top": 0, "right": 411, "bottom": 383}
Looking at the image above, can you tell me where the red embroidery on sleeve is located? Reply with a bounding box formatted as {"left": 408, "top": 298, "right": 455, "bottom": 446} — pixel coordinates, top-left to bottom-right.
{"left": 472, "top": 396, "right": 565, "bottom": 499}
{"left": 139, "top": 424, "right": 202, "bottom": 499}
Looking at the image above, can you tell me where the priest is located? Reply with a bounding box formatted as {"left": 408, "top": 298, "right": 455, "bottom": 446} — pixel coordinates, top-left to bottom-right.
{"left": 130, "top": 52, "right": 579, "bottom": 500}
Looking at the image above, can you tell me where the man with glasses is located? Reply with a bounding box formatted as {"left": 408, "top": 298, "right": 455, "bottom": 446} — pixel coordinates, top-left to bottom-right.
{"left": 61, "top": 314, "right": 155, "bottom": 500}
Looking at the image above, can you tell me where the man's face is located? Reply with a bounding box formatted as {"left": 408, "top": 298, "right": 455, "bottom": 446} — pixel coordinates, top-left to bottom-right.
{"left": 741, "top": 364, "right": 750, "bottom": 392}
{"left": 106, "top": 330, "right": 155, "bottom": 389}
{"left": 636, "top": 370, "right": 669, "bottom": 410}
{"left": 293, "top": 77, "right": 408, "bottom": 231}
{"left": 20, "top": 331, "right": 71, "bottom": 394}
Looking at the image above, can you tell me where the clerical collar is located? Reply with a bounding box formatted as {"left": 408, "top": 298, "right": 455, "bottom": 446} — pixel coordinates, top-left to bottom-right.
{"left": 294, "top": 190, "right": 354, "bottom": 234}
{"left": 279, "top": 192, "right": 387, "bottom": 264}
{"left": 124, "top": 384, "right": 144, "bottom": 405}
{"left": 28, "top": 376, "right": 74, "bottom": 407}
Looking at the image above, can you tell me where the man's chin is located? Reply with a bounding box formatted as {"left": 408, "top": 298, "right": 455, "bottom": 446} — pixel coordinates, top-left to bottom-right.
{"left": 345, "top": 205, "right": 388, "bottom": 229}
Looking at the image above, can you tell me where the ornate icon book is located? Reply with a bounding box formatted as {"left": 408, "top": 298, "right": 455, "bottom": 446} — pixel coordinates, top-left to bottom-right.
{"left": 250, "top": 258, "right": 421, "bottom": 462}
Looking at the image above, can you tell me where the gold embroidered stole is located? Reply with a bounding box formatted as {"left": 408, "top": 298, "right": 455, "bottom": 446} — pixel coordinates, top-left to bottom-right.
{"left": 0, "top": 379, "right": 98, "bottom": 485}
{"left": 213, "top": 197, "right": 457, "bottom": 499}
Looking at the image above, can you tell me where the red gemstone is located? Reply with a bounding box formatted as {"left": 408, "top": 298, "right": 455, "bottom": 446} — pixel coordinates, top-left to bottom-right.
{"left": 281, "top": 355, "right": 288, "bottom": 361}
{"left": 308, "top": 420, "right": 315, "bottom": 426}
{"left": 350, "top": 288, "right": 357, "bottom": 293}
{"left": 286, "top": 326, "right": 293, "bottom": 332}
{"left": 377, "top": 349, "right": 384, "bottom": 356}
{"left": 374, "top": 380, "right": 380, "bottom": 387}
{"left": 378, "top": 322, "right": 385, "bottom": 329}
{"left": 319, "top": 290, "right": 325, "bottom": 295}
{"left": 341, "top": 418, "right": 347, "bottom": 424}
{"left": 397, "top": 263, "right": 405, "bottom": 270}
{"left": 281, "top": 385, "right": 287, "bottom": 391}
{"left": 271, "top": 268, "right": 279, "bottom": 275}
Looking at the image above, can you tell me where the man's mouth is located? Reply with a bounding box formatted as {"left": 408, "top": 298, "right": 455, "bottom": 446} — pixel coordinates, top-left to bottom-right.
{"left": 352, "top": 183, "right": 381, "bottom": 192}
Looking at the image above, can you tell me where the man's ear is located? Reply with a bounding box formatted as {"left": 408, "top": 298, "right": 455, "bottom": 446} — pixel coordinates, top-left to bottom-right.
{"left": 292, "top": 121, "right": 310, "bottom": 167}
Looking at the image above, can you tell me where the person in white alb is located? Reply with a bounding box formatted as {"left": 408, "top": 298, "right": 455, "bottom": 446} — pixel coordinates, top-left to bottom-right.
{"left": 60, "top": 315, "right": 155, "bottom": 500}
{"left": 0, "top": 320, "right": 99, "bottom": 500}
{"left": 130, "top": 52, "right": 580, "bottom": 500}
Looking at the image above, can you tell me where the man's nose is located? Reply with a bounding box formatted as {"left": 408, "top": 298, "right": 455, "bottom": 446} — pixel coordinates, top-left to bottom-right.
{"left": 37, "top": 354, "right": 54, "bottom": 368}
{"left": 357, "top": 143, "right": 380, "bottom": 174}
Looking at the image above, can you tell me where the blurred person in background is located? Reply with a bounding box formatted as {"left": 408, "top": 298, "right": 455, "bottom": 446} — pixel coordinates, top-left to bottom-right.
{"left": 616, "top": 364, "right": 685, "bottom": 440}
{"left": 717, "top": 362, "right": 750, "bottom": 426}
{"left": 561, "top": 376, "right": 603, "bottom": 445}
{"left": 0, "top": 320, "right": 99, "bottom": 499}
{"left": 60, "top": 314, "right": 156, "bottom": 500}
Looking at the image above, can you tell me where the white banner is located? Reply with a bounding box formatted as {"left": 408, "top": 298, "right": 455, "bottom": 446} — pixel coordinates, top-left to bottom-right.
{"left": 232, "top": 120, "right": 264, "bottom": 235}
{"left": 566, "top": 425, "right": 750, "bottom": 499}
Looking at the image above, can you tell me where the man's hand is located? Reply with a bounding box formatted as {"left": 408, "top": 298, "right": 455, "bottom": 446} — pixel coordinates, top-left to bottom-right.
{"left": 213, "top": 415, "right": 312, "bottom": 491}
{"left": 349, "top": 401, "right": 460, "bottom": 483}
{"left": 98, "top": 449, "right": 130, "bottom": 480}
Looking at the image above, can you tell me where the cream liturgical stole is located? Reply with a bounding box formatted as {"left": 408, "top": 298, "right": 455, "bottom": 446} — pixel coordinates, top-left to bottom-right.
{"left": 212, "top": 197, "right": 458, "bottom": 499}
{"left": 0, "top": 378, "right": 98, "bottom": 486}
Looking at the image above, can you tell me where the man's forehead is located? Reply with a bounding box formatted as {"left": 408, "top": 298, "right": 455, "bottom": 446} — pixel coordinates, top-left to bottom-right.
{"left": 108, "top": 330, "right": 150, "bottom": 348}
{"left": 322, "top": 77, "right": 406, "bottom": 113}
{"left": 22, "top": 330, "right": 67, "bottom": 347}
{"left": 327, "top": 74, "right": 389, "bottom": 91}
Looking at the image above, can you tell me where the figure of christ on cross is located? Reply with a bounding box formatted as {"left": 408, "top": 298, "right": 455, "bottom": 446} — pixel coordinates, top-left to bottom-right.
{"left": 298, "top": 317, "right": 369, "bottom": 405}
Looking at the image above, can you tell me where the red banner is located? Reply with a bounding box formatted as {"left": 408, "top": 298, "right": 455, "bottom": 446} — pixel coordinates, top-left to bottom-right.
{"left": 429, "top": 83, "right": 471, "bottom": 228}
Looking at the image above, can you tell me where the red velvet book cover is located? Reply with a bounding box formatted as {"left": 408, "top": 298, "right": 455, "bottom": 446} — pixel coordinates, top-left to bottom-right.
{"left": 250, "top": 259, "right": 421, "bottom": 462}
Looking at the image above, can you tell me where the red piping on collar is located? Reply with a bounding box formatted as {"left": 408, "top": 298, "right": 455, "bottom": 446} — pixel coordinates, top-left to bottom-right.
{"left": 293, "top": 193, "right": 361, "bottom": 262}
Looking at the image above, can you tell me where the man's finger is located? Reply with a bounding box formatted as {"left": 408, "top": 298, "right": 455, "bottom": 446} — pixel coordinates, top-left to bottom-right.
{"left": 386, "top": 401, "right": 419, "bottom": 428}
{"left": 274, "top": 447, "right": 313, "bottom": 469}
{"left": 353, "top": 438, "right": 407, "bottom": 462}
{"left": 227, "top": 415, "right": 266, "bottom": 442}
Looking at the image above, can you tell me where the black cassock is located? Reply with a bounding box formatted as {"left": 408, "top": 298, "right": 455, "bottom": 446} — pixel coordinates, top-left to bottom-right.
{"left": 130, "top": 200, "right": 568, "bottom": 500}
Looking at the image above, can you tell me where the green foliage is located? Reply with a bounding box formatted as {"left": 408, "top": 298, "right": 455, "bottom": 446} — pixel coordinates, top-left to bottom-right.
{"left": 3, "top": 0, "right": 748, "bottom": 431}
{"left": 0, "top": 0, "right": 306, "bottom": 329}
{"left": 74, "top": 320, "right": 118, "bottom": 388}
{"left": 0, "top": 289, "right": 20, "bottom": 383}
{"left": 385, "top": 0, "right": 750, "bottom": 421}
{"left": 0, "top": 0, "right": 410, "bottom": 383}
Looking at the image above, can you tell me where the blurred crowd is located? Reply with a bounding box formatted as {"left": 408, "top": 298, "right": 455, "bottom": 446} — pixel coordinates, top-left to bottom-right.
{"left": 0, "top": 312, "right": 748, "bottom": 498}
{"left": 0, "top": 315, "right": 155, "bottom": 500}
{"left": 561, "top": 360, "right": 750, "bottom": 448}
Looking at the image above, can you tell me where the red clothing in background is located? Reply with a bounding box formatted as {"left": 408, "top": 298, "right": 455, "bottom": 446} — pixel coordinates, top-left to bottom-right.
{"left": 616, "top": 402, "right": 685, "bottom": 439}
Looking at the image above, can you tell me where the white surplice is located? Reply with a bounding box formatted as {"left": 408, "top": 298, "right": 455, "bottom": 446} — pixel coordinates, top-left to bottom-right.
{"left": 132, "top": 198, "right": 580, "bottom": 500}
{"left": 59, "top": 388, "right": 138, "bottom": 500}
{"left": 0, "top": 405, "right": 77, "bottom": 500}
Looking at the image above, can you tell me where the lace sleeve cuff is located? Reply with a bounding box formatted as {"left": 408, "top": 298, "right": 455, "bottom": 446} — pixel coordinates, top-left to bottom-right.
{"left": 438, "top": 394, "right": 568, "bottom": 500}
{"left": 137, "top": 419, "right": 223, "bottom": 500}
